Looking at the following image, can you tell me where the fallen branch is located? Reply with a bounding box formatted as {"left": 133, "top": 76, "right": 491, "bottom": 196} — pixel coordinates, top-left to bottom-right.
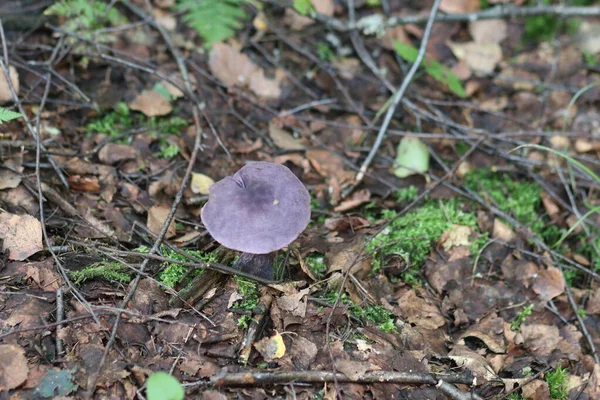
{"left": 184, "top": 369, "right": 477, "bottom": 387}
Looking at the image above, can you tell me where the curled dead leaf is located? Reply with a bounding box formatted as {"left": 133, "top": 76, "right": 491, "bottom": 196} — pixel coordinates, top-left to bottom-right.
{"left": 0, "top": 212, "right": 43, "bottom": 260}
{"left": 129, "top": 90, "right": 172, "bottom": 117}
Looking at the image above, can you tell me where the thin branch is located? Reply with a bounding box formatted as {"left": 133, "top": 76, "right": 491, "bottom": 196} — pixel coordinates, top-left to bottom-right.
{"left": 355, "top": 0, "right": 442, "bottom": 183}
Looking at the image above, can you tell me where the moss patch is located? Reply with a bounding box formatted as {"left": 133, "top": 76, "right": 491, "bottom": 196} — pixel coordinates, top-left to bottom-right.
{"left": 367, "top": 198, "right": 479, "bottom": 276}
{"left": 70, "top": 261, "right": 131, "bottom": 285}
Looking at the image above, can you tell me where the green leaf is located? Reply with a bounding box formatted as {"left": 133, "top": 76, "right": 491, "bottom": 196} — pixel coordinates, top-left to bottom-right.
{"left": 0, "top": 107, "right": 22, "bottom": 124}
{"left": 152, "top": 83, "right": 173, "bottom": 101}
{"left": 393, "top": 137, "right": 430, "bottom": 178}
{"left": 33, "top": 370, "right": 78, "bottom": 398}
{"left": 393, "top": 41, "right": 466, "bottom": 98}
{"left": 174, "top": 0, "right": 249, "bottom": 47}
{"left": 293, "top": 0, "right": 314, "bottom": 16}
{"left": 146, "top": 372, "right": 184, "bottom": 400}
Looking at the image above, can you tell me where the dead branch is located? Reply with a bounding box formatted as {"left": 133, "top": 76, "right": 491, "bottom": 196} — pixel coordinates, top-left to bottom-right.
{"left": 184, "top": 370, "right": 482, "bottom": 399}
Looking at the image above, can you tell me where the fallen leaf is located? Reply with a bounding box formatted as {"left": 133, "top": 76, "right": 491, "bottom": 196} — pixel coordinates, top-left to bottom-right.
{"left": 336, "top": 359, "right": 371, "bottom": 380}
{"left": 438, "top": 225, "right": 473, "bottom": 251}
{"left": 254, "top": 333, "right": 286, "bottom": 362}
{"left": 67, "top": 175, "right": 100, "bottom": 192}
{"left": 0, "top": 212, "right": 43, "bottom": 260}
{"left": 0, "top": 344, "right": 29, "bottom": 391}
{"left": 190, "top": 172, "right": 214, "bottom": 195}
{"left": 248, "top": 69, "right": 284, "bottom": 100}
{"left": 333, "top": 189, "right": 371, "bottom": 212}
{"left": 0, "top": 65, "right": 19, "bottom": 102}
{"left": 448, "top": 41, "right": 502, "bottom": 75}
{"left": 129, "top": 90, "right": 172, "bottom": 117}
{"left": 209, "top": 43, "right": 284, "bottom": 99}
{"left": 448, "top": 345, "right": 496, "bottom": 381}
{"left": 440, "top": 0, "right": 480, "bottom": 13}
{"left": 469, "top": 19, "right": 507, "bottom": 44}
{"left": 147, "top": 204, "right": 176, "bottom": 238}
{"left": 290, "top": 336, "right": 318, "bottom": 369}
{"left": 276, "top": 288, "right": 309, "bottom": 318}
{"left": 492, "top": 218, "right": 515, "bottom": 242}
{"left": 532, "top": 266, "right": 565, "bottom": 301}
{"left": 0, "top": 152, "right": 23, "bottom": 190}
{"left": 393, "top": 137, "right": 430, "bottom": 178}
{"left": 458, "top": 313, "right": 506, "bottom": 353}
{"left": 269, "top": 123, "right": 305, "bottom": 150}
{"left": 517, "top": 324, "right": 560, "bottom": 358}
{"left": 397, "top": 290, "right": 446, "bottom": 330}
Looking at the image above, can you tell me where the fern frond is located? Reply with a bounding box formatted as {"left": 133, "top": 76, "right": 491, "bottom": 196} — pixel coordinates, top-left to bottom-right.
{"left": 0, "top": 107, "right": 22, "bottom": 124}
{"left": 175, "top": 0, "right": 249, "bottom": 47}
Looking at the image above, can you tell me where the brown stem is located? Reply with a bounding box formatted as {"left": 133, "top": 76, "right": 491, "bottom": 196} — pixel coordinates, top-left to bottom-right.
{"left": 233, "top": 253, "right": 274, "bottom": 280}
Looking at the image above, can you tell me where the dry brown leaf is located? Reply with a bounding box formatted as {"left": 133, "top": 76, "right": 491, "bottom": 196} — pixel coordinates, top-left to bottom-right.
{"left": 458, "top": 313, "right": 506, "bottom": 353}
{"left": 98, "top": 143, "right": 138, "bottom": 165}
{"left": 269, "top": 123, "right": 305, "bottom": 150}
{"left": 129, "top": 90, "right": 172, "bottom": 117}
{"left": 290, "top": 336, "right": 318, "bottom": 369}
{"left": 276, "top": 288, "right": 309, "bottom": 318}
{"left": 448, "top": 345, "right": 496, "bottom": 381}
{"left": 147, "top": 204, "right": 176, "bottom": 238}
{"left": 68, "top": 175, "right": 101, "bottom": 192}
{"left": 440, "top": 0, "right": 480, "bottom": 13}
{"left": 336, "top": 359, "right": 371, "bottom": 380}
{"left": 333, "top": 189, "right": 371, "bottom": 212}
{"left": 0, "top": 212, "right": 43, "bottom": 260}
{"left": 0, "top": 65, "right": 19, "bottom": 102}
{"left": 209, "top": 43, "right": 283, "bottom": 99}
{"left": 209, "top": 43, "right": 257, "bottom": 86}
{"left": 397, "top": 290, "right": 446, "bottom": 330}
{"left": 248, "top": 69, "right": 284, "bottom": 100}
{"left": 532, "top": 266, "right": 565, "bottom": 301}
{"left": 448, "top": 41, "right": 502, "bottom": 75}
{"left": 438, "top": 225, "right": 473, "bottom": 251}
{"left": 517, "top": 324, "right": 560, "bottom": 358}
{"left": 0, "top": 344, "right": 28, "bottom": 391}
{"left": 469, "top": 19, "right": 507, "bottom": 44}
{"left": 492, "top": 218, "right": 515, "bottom": 242}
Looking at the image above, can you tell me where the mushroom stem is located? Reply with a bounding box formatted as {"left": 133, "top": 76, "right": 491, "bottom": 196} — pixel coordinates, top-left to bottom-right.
{"left": 233, "top": 252, "right": 274, "bottom": 280}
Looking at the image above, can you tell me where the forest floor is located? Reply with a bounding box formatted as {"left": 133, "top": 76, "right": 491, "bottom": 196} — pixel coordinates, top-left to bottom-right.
{"left": 1, "top": 0, "right": 600, "bottom": 399}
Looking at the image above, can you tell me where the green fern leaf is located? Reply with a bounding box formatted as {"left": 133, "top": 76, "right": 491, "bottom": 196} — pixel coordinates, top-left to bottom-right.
{"left": 0, "top": 107, "right": 22, "bottom": 124}
{"left": 175, "top": 0, "right": 248, "bottom": 47}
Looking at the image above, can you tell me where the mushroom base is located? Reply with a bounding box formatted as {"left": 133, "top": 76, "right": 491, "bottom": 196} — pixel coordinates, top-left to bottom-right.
{"left": 233, "top": 252, "right": 274, "bottom": 280}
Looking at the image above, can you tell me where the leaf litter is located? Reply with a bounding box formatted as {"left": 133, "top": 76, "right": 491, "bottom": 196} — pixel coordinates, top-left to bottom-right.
{"left": 1, "top": 1, "right": 600, "bottom": 399}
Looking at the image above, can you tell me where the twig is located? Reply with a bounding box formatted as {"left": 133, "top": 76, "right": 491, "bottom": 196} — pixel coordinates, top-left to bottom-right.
{"left": 183, "top": 370, "right": 478, "bottom": 388}
{"left": 355, "top": 0, "right": 442, "bottom": 183}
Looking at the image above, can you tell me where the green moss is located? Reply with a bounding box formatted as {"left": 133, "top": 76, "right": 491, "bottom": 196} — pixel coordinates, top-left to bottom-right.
{"left": 159, "top": 247, "right": 216, "bottom": 288}
{"left": 86, "top": 104, "right": 187, "bottom": 156}
{"left": 306, "top": 254, "right": 327, "bottom": 278}
{"left": 524, "top": 0, "right": 595, "bottom": 42}
{"left": 546, "top": 365, "right": 569, "bottom": 400}
{"left": 394, "top": 185, "right": 418, "bottom": 202}
{"left": 510, "top": 304, "right": 533, "bottom": 331}
{"left": 70, "top": 261, "right": 131, "bottom": 285}
{"left": 465, "top": 169, "right": 543, "bottom": 234}
{"left": 233, "top": 276, "right": 260, "bottom": 328}
{"left": 324, "top": 291, "right": 396, "bottom": 332}
{"left": 367, "top": 198, "right": 478, "bottom": 276}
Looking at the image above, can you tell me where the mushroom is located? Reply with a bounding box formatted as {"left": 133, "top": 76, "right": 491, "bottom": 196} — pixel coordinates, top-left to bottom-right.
{"left": 201, "top": 162, "right": 311, "bottom": 279}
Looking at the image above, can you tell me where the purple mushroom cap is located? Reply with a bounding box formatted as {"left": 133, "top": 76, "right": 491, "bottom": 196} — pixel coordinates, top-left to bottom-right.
{"left": 201, "top": 162, "right": 311, "bottom": 254}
